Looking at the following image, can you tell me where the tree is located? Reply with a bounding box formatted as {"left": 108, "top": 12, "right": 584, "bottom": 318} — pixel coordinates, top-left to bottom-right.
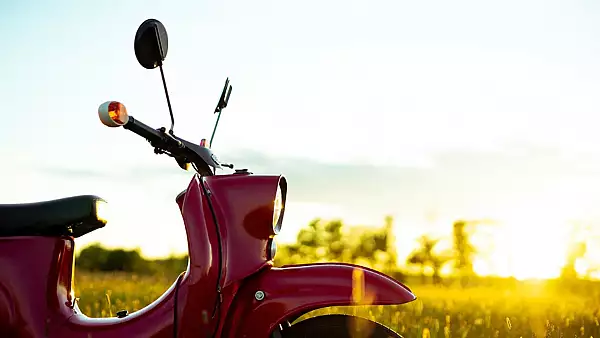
{"left": 452, "top": 220, "right": 476, "bottom": 285}
{"left": 324, "top": 219, "right": 345, "bottom": 260}
{"left": 76, "top": 243, "right": 149, "bottom": 273}
{"left": 76, "top": 243, "right": 109, "bottom": 271}
{"left": 383, "top": 215, "right": 397, "bottom": 270}
{"left": 297, "top": 218, "right": 321, "bottom": 248}
{"left": 104, "top": 248, "right": 148, "bottom": 273}
{"left": 276, "top": 216, "right": 401, "bottom": 272}
{"left": 293, "top": 218, "right": 349, "bottom": 263}
{"left": 561, "top": 241, "right": 587, "bottom": 280}
{"left": 407, "top": 235, "right": 450, "bottom": 284}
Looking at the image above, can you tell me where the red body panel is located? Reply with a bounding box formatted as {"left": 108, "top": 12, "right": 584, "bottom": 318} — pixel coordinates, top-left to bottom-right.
{"left": 0, "top": 173, "right": 416, "bottom": 337}
{"left": 202, "top": 174, "right": 283, "bottom": 287}
{"left": 0, "top": 236, "right": 71, "bottom": 338}
{"left": 47, "top": 175, "right": 221, "bottom": 337}
{"left": 219, "top": 263, "right": 416, "bottom": 338}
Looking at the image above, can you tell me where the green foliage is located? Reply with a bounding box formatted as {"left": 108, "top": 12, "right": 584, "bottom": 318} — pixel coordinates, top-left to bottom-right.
{"left": 452, "top": 220, "right": 476, "bottom": 277}
{"left": 77, "top": 244, "right": 150, "bottom": 273}
{"left": 274, "top": 216, "right": 399, "bottom": 276}
{"left": 407, "top": 235, "right": 452, "bottom": 285}
{"left": 76, "top": 244, "right": 110, "bottom": 271}
{"left": 76, "top": 243, "right": 187, "bottom": 276}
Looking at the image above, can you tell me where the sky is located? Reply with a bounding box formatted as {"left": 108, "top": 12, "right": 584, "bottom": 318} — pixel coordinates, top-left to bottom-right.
{"left": 2, "top": 0, "right": 600, "bottom": 272}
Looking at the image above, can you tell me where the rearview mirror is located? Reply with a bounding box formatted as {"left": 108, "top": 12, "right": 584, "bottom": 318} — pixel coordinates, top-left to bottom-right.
{"left": 215, "top": 78, "right": 233, "bottom": 114}
{"left": 134, "top": 19, "right": 168, "bottom": 69}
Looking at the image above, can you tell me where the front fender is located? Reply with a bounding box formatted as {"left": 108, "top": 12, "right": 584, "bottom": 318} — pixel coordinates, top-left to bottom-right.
{"left": 221, "top": 263, "right": 416, "bottom": 338}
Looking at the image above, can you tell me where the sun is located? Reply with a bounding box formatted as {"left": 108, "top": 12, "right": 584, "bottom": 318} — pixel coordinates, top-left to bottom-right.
{"left": 473, "top": 210, "right": 571, "bottom": 280}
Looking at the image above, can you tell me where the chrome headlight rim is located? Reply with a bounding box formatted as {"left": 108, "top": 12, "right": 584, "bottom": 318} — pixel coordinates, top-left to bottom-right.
{"left": 267, "top": 237, "right": 277, "bottom": 260}
{"left": 272, "top": 177, "right": 287, "bottom": 235}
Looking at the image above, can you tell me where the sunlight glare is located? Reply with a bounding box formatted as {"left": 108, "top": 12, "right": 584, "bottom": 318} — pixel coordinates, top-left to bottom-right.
{"left": 575, "top": 258, "right": 588, "bottom": 276}
{"left": 474, "top": 208, "right": 571, "bottom": 280}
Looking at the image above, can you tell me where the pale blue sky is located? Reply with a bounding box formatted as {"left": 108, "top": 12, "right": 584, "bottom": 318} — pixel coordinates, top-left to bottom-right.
{"left": 2, "top": 0, "right": 600, "bottom": 258}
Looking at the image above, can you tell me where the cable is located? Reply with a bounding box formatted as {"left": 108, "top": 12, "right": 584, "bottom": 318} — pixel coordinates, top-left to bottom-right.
{"left": 199, "top": 177, "right": 224, "bottom": 337}
{"left": 172, "top": 271, "right": 185, "bottom": 338}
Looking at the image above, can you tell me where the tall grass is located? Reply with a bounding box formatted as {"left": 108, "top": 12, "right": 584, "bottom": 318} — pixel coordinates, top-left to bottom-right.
{"left": 74, "top": 271, "right": 600, "bottom": 337}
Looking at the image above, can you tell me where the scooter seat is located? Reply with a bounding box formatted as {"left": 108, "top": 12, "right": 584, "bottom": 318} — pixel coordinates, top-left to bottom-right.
{"left": 0, "top": 195, "right": 107, "bottom": 238}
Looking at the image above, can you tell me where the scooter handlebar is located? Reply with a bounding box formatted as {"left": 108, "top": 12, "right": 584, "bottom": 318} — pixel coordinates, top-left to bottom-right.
{"left": 123, "top": 116, "right": 165, "bottom": 146}
{"left": 98, "top": 101, "right": 220, "bottom": 176}
{"left": 123, "top": 116, "right": 221, "bottom": 176}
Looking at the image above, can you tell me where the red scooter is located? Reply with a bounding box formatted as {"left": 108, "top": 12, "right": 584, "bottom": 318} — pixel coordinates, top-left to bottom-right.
{"left": 0, "top": 19, "right": 415, "bottom": 338}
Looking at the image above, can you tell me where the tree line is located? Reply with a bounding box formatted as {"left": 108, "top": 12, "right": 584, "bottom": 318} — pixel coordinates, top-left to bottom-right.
{"left": 76, "top": 243, "right": 187, "bottom": 277}
{"left": 76, "top": 216, "right": 589, "bottom": 284}
{"left": 76, "top": 216, "right": 478, "bottom": 284}
{"left": 274, "top": 217, "right": 479, "bottom": 285}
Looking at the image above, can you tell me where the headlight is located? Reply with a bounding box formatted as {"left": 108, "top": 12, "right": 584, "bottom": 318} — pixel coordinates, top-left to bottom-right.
{"left": 272, "top": 179, "right": 287, "bottom": 234}
{"left": 95, "top": 200, "right": 109, "bottom": 224}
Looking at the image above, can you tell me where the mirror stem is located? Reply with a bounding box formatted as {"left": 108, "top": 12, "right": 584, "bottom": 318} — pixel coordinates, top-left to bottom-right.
{"left": 159, "top": 63, "right": 175, "bottom": 134}
{"left": 209, "top": 110, "right": 222, "bottom": 148}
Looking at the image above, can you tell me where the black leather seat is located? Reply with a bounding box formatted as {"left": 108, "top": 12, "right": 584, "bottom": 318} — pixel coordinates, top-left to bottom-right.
{"left": 0, "top": 195, "right": 107, "bottom": 238}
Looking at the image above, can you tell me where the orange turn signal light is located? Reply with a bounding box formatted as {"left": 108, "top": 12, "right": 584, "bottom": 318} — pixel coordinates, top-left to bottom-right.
{"left": 98, "top": 101, "right": 130, "bottom": 127}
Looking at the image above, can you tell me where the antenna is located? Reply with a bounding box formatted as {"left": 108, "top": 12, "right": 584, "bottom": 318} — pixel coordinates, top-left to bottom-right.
{"left": 209, "top": 78, "right": 232, "bottom": 148}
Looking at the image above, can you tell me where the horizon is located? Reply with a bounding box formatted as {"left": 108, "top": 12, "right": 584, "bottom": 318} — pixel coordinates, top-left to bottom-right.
{"left": 2, "top": 0, "right": 600, "bottom": 281}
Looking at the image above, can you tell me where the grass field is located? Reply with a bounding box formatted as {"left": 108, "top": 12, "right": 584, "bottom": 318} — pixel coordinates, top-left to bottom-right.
{"left": 74, "top": 271, "right": 600, "bottom": 337}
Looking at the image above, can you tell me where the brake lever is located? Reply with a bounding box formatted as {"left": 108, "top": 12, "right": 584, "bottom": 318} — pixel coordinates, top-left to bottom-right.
{"left": 147, "top": 127, "right": 180, "bottom": 151}
{"left": 147, "top": 127, "right": 220, "bottom": 176}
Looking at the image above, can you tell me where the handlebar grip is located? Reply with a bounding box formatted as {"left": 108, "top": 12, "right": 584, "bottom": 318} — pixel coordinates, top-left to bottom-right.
{"left": 123, "top": 116, "right": 163, "bottom": 145}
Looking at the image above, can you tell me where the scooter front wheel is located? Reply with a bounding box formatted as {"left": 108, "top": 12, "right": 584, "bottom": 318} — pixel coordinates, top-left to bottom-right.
{"left": 281, "top": 314, "right": 402, "bottom": 338}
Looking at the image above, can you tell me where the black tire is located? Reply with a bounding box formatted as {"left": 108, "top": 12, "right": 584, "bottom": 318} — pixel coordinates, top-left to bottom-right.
{"left": 282, "top": 314, "right": 402, "bottom": 338}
